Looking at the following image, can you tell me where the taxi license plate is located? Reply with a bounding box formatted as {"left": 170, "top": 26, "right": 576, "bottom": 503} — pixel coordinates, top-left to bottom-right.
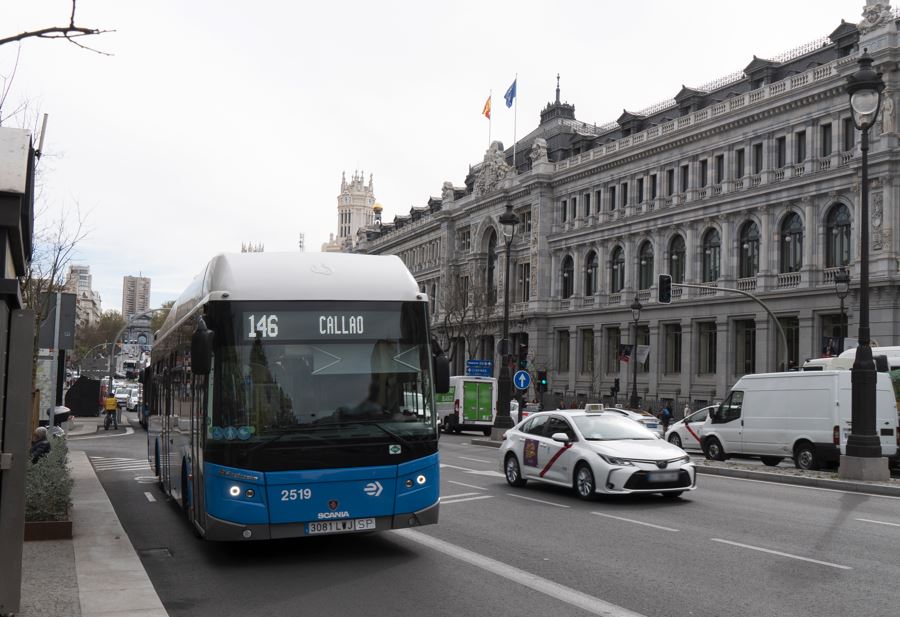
{"left": 647, "top": 471, "right": 679, "bottom": 483}
{"left": 306, "top": 518, "right": 376, "bottom": 535}
{"left": 646, "top": 423, "right": 658, "bottom": 428}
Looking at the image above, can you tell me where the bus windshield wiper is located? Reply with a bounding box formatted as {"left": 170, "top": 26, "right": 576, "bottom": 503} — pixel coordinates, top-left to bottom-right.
{"left": 344, "top": 421, "right": 415, "bottom": 450}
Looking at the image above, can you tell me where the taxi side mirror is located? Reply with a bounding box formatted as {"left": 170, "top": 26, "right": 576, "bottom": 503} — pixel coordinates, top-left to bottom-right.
{"left": 551, "top": 432, "right": 570, "bottom": 443}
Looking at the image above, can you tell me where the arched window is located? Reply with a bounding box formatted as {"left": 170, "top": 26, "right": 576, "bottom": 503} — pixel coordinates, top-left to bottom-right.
{"left": 669, "top": 235, "right": 685, "bottom": 283}
{"left": 561, "top": 255, "right": 574, "bottom": 298}
{"left": 739, "top": 221, "right": 760, "bottom": 279}
{"left": 610, "top": 247, "right": 625, "bottom": 293}
{"left": 638, "top": 241, "right": 654, "bottom": 290}
{"left": 584, "top": 251, "right": 598, "bottom": 296}
{"left": 702, "top": 229, "right": 721, "bottom": 282}
{"left": 780, "top": 213, "right": 803, "bottom": 273}
{"left": 486, "top": 230, "right": 498, "bottom": 305}
{"left": 825, "top": 204, "right": 851, "bottom": 268}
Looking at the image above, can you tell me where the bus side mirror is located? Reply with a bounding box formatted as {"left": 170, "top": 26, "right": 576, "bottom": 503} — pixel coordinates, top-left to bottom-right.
{"left": 191, "top": 324, "right": 215, "bottom": 376}
{"left": 875, "top": 354, "right": 889, "bottom": 372}
{"left": 434, "top": 353, "right": 450, "bottom": 394}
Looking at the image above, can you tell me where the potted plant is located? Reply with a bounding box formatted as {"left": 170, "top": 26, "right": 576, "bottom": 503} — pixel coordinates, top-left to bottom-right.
{"left": 24, "top": 437, "right": 74, "bottom": 540}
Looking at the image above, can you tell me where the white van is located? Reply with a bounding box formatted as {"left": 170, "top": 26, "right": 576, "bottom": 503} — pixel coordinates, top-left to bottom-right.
{"left": 698, "top": 370, "right": 898, "bottom": 470}
{"left": 435, "top": 376, "right": 497, "bottom": 436}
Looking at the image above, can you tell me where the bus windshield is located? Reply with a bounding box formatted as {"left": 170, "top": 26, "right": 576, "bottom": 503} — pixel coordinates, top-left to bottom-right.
{"left": 207, "top": 301, "right": 436, "bottom": 468}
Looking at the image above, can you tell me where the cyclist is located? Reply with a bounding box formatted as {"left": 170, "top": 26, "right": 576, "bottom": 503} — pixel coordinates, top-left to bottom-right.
{"left": 103, "top": 395, "right": 118, "bottom": 430}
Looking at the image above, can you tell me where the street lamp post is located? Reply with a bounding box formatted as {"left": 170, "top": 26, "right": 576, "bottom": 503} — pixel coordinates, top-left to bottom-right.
{"left": 833, "top": 267, "right": 850, "bottom": 342}
{"left": 629, "top": 297, "right": 642, "bottom": 409}
{"left": 491, "top": 204, "right": 520, "bottom": 440}
{"left": 840, "top": 49, "right": 889, "bottom": 480}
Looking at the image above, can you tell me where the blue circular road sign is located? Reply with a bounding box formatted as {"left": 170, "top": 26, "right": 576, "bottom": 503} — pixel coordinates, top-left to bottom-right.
{"left": 513, "top": 370, "right": 531, "bottom": 390}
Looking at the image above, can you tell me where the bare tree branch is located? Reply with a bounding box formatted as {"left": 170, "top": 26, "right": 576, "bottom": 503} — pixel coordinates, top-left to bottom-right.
{"left": 0, "top": 0, "right": 114, "bottom": 55}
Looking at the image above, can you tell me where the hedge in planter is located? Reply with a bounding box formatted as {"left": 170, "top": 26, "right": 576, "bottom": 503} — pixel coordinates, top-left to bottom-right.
{"left": 24, "top": 437, "right": 74, "bottom": 539}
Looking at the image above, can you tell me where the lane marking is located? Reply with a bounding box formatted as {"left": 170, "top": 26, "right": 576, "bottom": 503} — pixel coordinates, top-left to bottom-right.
{"left": 701, "top": 473, "right": 900, "bottom": 501}
{"left": 447, "top": 480, "right": 488, "bottom": 491}
{"left": 441, "top": 492, "right": 481, "bottom": 500}
{"left": 440, "top": 495, "right": 493, "bottom": 505}
{"left": 440, "top": 463, "right": 504, "bottom": 478}
{"left": 506, "top": 493, "right": 570, "bottom": 508}
{"left": 591, "top": 512, "right": 679, "bottom": 532}
{"left": 710, "top": 538, "right": 851, "bottom": 570}
{"left": 144, "top": 492, "right": 156, "bottom": 502}
{"left": 855, "top": 517, "right": 900, "bottom": 528}
{"left": 394, "top": 529, "right": 647, "bottom": 617}
{"left": 458, "top": 456, "right": 491, "bottom": 463}
{"left": 69, "top": 426, "right": 135, "bottom": 440}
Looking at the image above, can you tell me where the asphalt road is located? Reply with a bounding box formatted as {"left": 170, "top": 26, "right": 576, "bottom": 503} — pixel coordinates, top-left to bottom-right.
{"left": 69, "top": 422, "right": 900, "bottom": 617}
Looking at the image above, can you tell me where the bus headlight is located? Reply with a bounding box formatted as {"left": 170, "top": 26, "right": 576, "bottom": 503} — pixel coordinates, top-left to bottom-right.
{"left": 416, "top": 474, "right": 426, "bottom": 485}
{"left": 229, "top": 485, "right": 241, "bottom": 497}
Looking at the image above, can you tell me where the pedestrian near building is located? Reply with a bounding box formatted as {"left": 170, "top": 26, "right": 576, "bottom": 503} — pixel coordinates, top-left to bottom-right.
{"left": 683, "top": 403, "right": 691, "bottom": 419}
{"left": 29, "top": 426, "right": 51, "bottom": 464}
{"left": 658, "top": 403, "right": 672, "bottom": 433}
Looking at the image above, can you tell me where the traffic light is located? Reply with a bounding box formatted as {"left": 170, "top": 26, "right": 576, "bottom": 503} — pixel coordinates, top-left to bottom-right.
{"left": 658, "top": 274, "right": 672, "bottom": 304}
{"left": 517, "top": 344, "right": 528, "bottom": 370}
{"left": 537, "top": 370, "right": 548, "bottom": 393}
{"left": 613, "top": 378, "right": 620, "bottom": 393}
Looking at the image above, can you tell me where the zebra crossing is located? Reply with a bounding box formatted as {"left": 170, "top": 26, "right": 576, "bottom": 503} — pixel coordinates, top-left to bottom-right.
{"left": 90, "top": 456, "right": 152, "bottom": 473}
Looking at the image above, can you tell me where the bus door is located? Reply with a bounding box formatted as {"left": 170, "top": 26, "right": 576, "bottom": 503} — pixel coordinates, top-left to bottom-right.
{"left": 189, "top": 370, "right": 207, "bottom": 527}
{"left": 161, "top": 366, "right": 173, "bottom": 492}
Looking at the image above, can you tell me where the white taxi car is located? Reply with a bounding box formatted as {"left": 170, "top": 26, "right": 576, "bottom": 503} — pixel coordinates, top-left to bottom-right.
{"left": 664, "top": 406, "right": 715, "bottom": 451}
{"left": 499, "top": 408, "right": 696, "bottom": 499}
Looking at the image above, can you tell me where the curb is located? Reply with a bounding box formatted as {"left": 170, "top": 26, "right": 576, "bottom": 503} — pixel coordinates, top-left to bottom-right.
{"left": 468, "top": 437, "right": 900, "bottom": 497}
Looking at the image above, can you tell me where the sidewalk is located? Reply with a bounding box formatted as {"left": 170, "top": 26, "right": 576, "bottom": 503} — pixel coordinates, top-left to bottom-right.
{"left": 18, "top": 423, "right": 167, "bottom": 617}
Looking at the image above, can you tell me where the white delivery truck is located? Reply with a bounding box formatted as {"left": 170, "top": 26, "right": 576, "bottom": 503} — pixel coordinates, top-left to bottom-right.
{"left": 698, "top": 370, "right": 898, "bottom": 470}
{"left": 436, "top": 376, "right": 497, "bottom": 436}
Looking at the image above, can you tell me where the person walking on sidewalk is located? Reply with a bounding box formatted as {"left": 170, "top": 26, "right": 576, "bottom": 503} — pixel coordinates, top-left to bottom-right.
{"left": 658, "top": 403, "right": 672, "bottom": 434}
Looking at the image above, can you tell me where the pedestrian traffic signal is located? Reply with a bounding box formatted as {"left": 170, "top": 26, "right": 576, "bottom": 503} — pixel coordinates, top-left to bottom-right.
{"left": 537, "top": 370, "right": 548, "bottom": 393}
{"left": 658, "top": 274, "right": 672, "bottom": 304}
{"left": 517, "top": 344, "right": 528, "bottom": 370}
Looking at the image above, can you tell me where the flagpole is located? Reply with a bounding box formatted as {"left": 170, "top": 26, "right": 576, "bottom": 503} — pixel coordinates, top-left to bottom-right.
{"left": 512, "top": 73, "right": 518, "bottom": 172}
{"left": 488, "top": 89, "right": 492, "bottom": 147}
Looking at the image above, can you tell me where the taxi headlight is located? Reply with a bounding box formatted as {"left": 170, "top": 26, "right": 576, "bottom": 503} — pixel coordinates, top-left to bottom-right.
{"left": 599, "top": 453, "right": 635, "bottom": 466}
{"left": 676, "top": 455, "right": 691, "bottom": 464}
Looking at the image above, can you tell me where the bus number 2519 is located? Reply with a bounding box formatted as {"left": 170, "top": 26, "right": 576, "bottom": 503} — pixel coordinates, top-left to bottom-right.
{"left": 281, "top": 488, "right": 312, "bottom": 501}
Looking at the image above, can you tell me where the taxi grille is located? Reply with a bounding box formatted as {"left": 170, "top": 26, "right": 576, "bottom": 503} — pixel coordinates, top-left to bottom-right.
{"left": 623, "top": 469, "right": 692, "bottom": 491}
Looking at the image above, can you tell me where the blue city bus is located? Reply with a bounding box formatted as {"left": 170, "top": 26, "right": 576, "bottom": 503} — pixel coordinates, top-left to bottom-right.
{"left": 147, "top": 252, "right": 449, "bottom": 540}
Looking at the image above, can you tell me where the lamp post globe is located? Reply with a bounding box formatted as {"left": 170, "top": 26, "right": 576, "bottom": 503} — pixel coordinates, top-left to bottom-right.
{"left": 840, "top": 49, "right": 888, "bottom": 479}
{"left": 492, "top": 204, "right": 520, "bottom": 439}
{"left": 833, "top": 267, "right": 850, "bottom": 340}
{"left": 629, "top": 297, "right": 642, "bottom": 409}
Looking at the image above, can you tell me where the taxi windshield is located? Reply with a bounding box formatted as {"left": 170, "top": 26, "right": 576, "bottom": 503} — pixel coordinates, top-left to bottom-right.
{"left": 573, "top": 415, "right": 657, "bottom": 440}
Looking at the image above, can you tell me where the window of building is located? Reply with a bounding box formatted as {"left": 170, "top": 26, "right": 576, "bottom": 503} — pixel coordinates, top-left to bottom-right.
{"left": 561, "top": 199, "right": 568, "bottom": 222}
{"left": 680, "top": 164, "right": 689, "bottom": 193}
{"left": 715, "top": 155, "right": 724, "bottom": 184}
{"left": 735, "top": 148, "right": 745, "bottom": 179}
{"left": 795, "top": 130, "right": 806, "bottom": 163}
{"left": 650, "top": 174, "right": 658, "bottom": 200}
{"left": 666, "top": 169, "right": 675, "bottom": 196}
{"left": 669, "top": 235, "right": 685, "bottom": 284}
{"left": 609, "top": 186, "right": 617, "bottom": 211}
{"left": 776, "top": 136, "right": 786, "bottom": 168}
{"left": 594, "top": 189, "right": 602, "bottom": 214}
{"left": 664, "top": 324, "right": 682, "bottom": 374}
{"left": 518, "top": 262, "right": 531, "bottom": 302}
{"left": 780, "top": 213, "right": 803, "bottom": 273}
{"left": 842, "top": 117, "right": 855, "bottom": 152}
{"left": 486, "top": 231, "right": 498, "bottom": 305}
{"left": 698, "top": 322, "right": 717, "bottom": 374}
{"left": 458, "top": 229, "right": 471, "bottom": 251}
{"left": 561, "top": 255, "right": 574, "bottom": 299}
{"left": 637, "top": 177, "right": 645, "bottom": 203}
{"left": 752, "top": 142, "right": 763, "bottom": 174}
{"left": 636, "top": 325, "right": 650, "bottom": 373}
{"left": 581, "top": 329, "right": 594, "bottom": 374}
{"left": 558, "top": 330, "right": 570, "bottom": 373}
{"left": 521, "top": 209, "right": 532, "bottom": 235}
{"left": 621, "top": 183, "right": 628, "bottom": 208}
{"left": 461, "top": 276, "right": 470, "bottom": 308}
{"left": 700, "top": 159, "right": 709, "bottom": 187}
{"left": 605, "top": 327, "right": 621, "bottom": 374}
{"left": 583, "top": 193, "right": 591, "bottom": 217}
{"left": 638, "top": 241, "right": 654, "bottom": 290}
{"left": 777, "top": 316, "right": 800, "bottom": 371}
{"left": 584, "top": 251, "right": 598, "bottom": 296}
{"left": 822, "top": 314, "right": 847, "bottom": 343}
{"left": 610, "top": 246, "right": 625, "bottom": 293}
{"left": 825, "top": 204, "right": 851, "bottom": 268}
{"left": 739, "top": 221, "right": 760, "bottom": 279}
{"left": 702, "top": 229, "right": 721, "bottom": 282}
{"left": 570, "top": 197, "right": 577, "bottom": 220}
{"left": 821, "top": 123, "right": 832, "bottom": 157}
{"left": 735, "top": 319, "right": 756, "bottom": 376}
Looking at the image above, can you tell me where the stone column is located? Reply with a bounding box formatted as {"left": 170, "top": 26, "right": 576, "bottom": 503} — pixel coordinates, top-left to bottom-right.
{"left": 568, "top": 325, "right": 577, "bottom": 394}
{"left": 680, "top": 318, "right": 693, "bottom": 402}
{"left": 648, "top": 320, "right": 660, "bottom": 399}
{"left": 715, "top": 316, "right": 728, "bottom": 399}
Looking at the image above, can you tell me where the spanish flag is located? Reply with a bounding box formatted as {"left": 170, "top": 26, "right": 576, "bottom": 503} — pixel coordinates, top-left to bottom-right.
{"left": 482, "top": 95, "right": 491, "bottom": 119}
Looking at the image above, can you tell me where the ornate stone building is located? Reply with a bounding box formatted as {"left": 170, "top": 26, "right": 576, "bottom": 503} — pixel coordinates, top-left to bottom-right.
{"left": 321, "top": 171, "right": 377, "bottom": 252}
{"left": 358, "top": 2, "right": 900, "bottom": 409}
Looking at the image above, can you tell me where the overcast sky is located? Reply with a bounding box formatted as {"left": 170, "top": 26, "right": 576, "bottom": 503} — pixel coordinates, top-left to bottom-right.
{"left": 2, "top": 0, "right": 861, "bottom": 311}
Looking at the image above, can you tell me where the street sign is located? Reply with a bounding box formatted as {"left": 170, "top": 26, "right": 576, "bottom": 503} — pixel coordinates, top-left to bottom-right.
{"left": 513, "top": 370, "right": 531, "bottom": 390}
{"left": 465, "top": 359, "right": 494, "bottom": 377}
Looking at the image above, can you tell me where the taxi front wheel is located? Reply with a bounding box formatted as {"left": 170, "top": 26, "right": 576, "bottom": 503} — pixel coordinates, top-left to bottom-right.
{"left": 574, "top": 464, "right": 596, "bottom": 500}
{"left": 504, "top": 454, "right": 527, "bottom": 487}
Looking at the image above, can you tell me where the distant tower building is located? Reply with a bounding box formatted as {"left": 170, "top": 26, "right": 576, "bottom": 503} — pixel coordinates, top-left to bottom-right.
{"left": 122, "top": 275, "right": 151, "bottom": 319}
{"left": 64, "top": 264, "right": 102, "bottom": 327}
{"left": 321, "top": 171, "right": 376, "bottom": 252}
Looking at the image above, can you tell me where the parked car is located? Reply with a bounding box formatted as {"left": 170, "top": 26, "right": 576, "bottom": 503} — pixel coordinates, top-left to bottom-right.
{"left": 600, "top": 405, "right": 663, "bottom": 435}
{"left": 499, "top": 408, "right": 696, "bottom": 499}
{"left": 665, "top": 406, "right": 716, "bottom": 451}
{"left": 127, "top": 386, "right": 141, "bottom": 411}
{"left": 114, "top": 386, "right": 130, "bottom": 408}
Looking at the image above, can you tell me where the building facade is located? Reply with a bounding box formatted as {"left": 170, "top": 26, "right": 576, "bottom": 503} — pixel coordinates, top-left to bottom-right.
{"left": 121, "top": 275, "right": 151, "bottom": 319}
{"left": 358, "top": 3, "right": 900, "bottom": 409}
{"left": 64, "top": 264, "right": 102, "bottom": 328}
{"left": 322, "top": 171, "right": 377, "bottom": 252}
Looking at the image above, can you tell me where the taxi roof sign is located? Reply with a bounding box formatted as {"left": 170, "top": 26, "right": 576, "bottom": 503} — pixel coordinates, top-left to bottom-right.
{"left": 584, "top": 403, "right": 605, "bottom": 413}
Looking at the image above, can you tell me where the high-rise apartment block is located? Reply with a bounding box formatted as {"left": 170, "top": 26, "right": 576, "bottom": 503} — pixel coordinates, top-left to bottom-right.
{"left": 64, "top": 264, "right": 102, "bottom": 328}
{"left": 122, "top": 275, "right": 151, "bottom": 319}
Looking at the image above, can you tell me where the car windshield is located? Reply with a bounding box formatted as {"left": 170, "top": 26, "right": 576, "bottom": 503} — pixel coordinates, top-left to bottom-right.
{"left": 573, "top": 415, "right": 658, "bottom": 440}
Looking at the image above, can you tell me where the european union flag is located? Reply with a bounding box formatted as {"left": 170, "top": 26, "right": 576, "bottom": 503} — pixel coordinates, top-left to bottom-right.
{"left": 504, "top": 78, "right": 517, "bottom": 108}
